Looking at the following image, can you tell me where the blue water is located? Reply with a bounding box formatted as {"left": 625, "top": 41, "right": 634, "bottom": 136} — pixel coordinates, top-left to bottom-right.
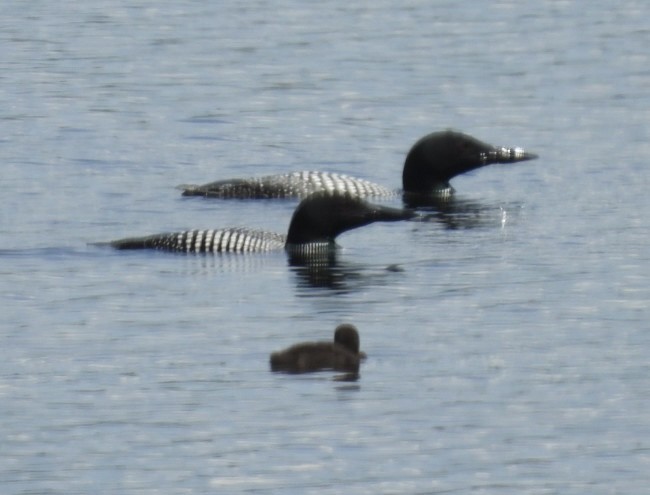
{"left": 2, "top": 1, "right": 649, "bottom": 493}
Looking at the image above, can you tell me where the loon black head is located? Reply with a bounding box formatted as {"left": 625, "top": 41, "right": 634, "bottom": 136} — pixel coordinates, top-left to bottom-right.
{"left": 333, "top": 323, "right": 361, "bottom": 354}
{"left": 402, "top": 130, "right": 538, "bottom": 195}
{"left": 285, "top": 192, "right": 415, "bottom": 246}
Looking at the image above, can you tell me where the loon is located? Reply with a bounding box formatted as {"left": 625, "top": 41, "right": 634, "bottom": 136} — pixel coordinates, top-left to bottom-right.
{"left": 106, "top": 192, "right": 414, "bottom": 256}
{"left": 270, "top": 324, "right": 364, "bottom": 374}
{"left": 179, "top": 130, "right": 537, "bottom": 200}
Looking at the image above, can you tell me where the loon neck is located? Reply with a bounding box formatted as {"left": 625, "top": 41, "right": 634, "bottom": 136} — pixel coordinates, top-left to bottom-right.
{"left": 285, "top": 241, "right": 335, "bottom": 255}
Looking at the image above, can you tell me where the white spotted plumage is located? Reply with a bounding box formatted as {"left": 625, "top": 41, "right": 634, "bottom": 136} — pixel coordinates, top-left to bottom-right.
{"left": 140, "top": 228, "right": 286, "bottom": 253}
{"left": 180, "top": 171, "right": 396, "bottom": 199}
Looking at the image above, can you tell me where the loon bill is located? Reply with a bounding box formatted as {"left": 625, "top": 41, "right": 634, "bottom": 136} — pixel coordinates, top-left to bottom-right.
{"left": 105, "top": 192, "right": 414, "bottom": 255}
{"left": 179, "top": 130, "right": 537, "bottom": 199}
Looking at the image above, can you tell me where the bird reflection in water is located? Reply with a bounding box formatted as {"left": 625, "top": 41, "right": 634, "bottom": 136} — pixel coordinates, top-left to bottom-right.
{"left": 404, "top": 194, "right": 525, "bottom": 230}
{"left": 288, "top": 251, "right": 406, "bottom": 293}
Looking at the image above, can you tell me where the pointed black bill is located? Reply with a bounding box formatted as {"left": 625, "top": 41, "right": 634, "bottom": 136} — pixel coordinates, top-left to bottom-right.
{"left": 367, "top": 202, "right": 417, "bottom": 222}
{"left": 482, "top": 146, "right": 538, "bottom": 165}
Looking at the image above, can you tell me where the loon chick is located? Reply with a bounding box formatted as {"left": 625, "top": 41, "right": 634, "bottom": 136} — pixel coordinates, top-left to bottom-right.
{"left": 179, "top": 130, "right": 537, "bottom": 199}
{"left": 270, "top": 324, "right": 363, "bottom": 373}
{"left": 107, "top": 192, "right": 413, "bottom": 255}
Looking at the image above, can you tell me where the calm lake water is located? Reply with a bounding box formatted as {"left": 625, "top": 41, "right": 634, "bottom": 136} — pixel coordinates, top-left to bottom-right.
{"left": 2, "top": 1, "right": 649, "bottom": 493}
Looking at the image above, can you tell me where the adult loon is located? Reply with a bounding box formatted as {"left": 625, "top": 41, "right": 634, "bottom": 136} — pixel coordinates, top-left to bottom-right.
{"left": 179, "top": 130, "right": 537, "bottom": 200}
{"left": 107, "top": 192, "right": 414, "bottom": 256}
{"left": 270, "top": 324, "right": 364, "bottom": 374}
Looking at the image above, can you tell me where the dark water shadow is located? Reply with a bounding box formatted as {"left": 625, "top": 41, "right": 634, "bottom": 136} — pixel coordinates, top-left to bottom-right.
{"left": 405, "top": 193, "right": 525, "bottom": 230}
{"left": 288, "top": 251, "right": 407, "bottom": 294}
{"left": 270, "top": 369, "right": 360, "bottom": 383}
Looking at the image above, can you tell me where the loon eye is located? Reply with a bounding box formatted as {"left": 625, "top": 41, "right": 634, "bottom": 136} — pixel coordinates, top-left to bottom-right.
{"left": 454, "top": 142, "right": 472, "bottom": 157}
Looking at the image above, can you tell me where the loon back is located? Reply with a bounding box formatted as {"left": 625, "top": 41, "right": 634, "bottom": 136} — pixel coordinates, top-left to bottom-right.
{"left": 109, "top": 228, "right": 285, "bottom": 253}
{"left": 179, "top": 130, "right": 537, "bottom": 200}
{"left": 107, "top": 193, "right": 413, "bottom": 255}
{"left": 180, "top": 171, "right": 394, "bottom": 199}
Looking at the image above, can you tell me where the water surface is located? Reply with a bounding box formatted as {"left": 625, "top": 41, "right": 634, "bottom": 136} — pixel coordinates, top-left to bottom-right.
{"left": 2, "top": 1, "right": 649, "bottom": 493}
